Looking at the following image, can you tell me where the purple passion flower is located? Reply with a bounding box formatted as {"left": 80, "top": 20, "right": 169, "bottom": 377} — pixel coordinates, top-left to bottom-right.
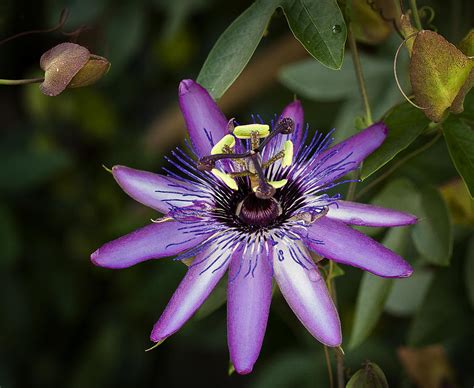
{"left": 91, "top": 79, "right": 416, "bottom": 374}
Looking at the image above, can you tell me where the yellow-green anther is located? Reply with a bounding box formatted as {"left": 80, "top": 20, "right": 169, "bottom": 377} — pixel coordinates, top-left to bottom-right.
{"left": 233, "top": 124, "right": 270, "bottom": 139}
{"left": 252, "top": 179, "right": 288, "bottom": 192}
{"left": 211, "top": 168, "right": 238, "bottom": 190}
{"left": 269, "top": 179, "right": 288, "bottom": 189}
{"left": 211, "top": 134, "right": 236, "bottom": 155}
{"left": 282, "top": 140, "right": 294, "bottom": 167}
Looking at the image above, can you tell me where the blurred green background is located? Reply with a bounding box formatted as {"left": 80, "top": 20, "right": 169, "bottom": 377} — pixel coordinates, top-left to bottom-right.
{"left": 1, "top": 0, "right": 473, "bottom": 387}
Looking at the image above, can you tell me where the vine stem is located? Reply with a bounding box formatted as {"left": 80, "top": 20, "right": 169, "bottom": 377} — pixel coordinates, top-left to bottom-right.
{"left": 345, "top": 21, "right": 374, "bottom": 202}
{"left": 347, "top": 24, "right": 373, "bottom": 127}
{"left": 355, "top": 131, "right": 442, "bottom": 200}
{"left": 0, "top": 78, "right": 44, "bottom": 85}
{"left": 409, "top": 0, "right": 423, "bottom": 30}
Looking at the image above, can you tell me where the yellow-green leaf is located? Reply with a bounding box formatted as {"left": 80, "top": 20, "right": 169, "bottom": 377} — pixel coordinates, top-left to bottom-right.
{"left": 410, "top": 30, "right": 474, "bottom": 122}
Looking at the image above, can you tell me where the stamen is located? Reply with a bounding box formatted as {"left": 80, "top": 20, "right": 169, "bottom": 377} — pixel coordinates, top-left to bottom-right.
{"left": 263, "top": 150, "right": 285, "bottom": 169}
{"left": 233, "top": 124, "right": 270, "bottom": 139}
{"left": 229, "top": 170, "right": 253, "bottom": 178}
{"left": 269, "top": 179, "right": 288, "bottom": 189}
{"left": 252, "top": 179, "right": 287, "bottom": 192}
{"left": 282, "top": 140, "right": 294, "bottom": 167}
{"left": 211, "top": 134, "right": 235, "bottom": 155}
{"left": 250, "top": 131, "right": 260, "bottom": 151}
{"left": 211, "top": 168, "right": 238, "bottom": 190}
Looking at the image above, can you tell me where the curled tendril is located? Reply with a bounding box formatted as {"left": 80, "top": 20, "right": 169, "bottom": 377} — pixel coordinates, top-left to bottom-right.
{"left": 0, "top": 8, "right": 89, "bottom": 46}
{"left": 393, "top": 31, "right": 427, "bottom": 110}
{"left": 418, "top": 6, "right": 437, "bottom": 32}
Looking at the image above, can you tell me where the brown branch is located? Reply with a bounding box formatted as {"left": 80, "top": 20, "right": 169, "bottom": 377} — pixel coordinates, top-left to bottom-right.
{"left": 142, "top": 34, "right": 308, "bottom": 154}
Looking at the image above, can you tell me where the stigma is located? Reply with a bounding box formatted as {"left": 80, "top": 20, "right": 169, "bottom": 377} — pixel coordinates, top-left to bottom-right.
{"left": 197, "top": 117, "right": 295, "bottom": 199}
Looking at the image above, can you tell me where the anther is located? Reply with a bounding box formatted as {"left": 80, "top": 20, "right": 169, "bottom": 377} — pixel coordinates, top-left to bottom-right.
{"left": 282, "top": 140, "right": 294, "bottom": 167}
{"left": 233, "top": 124, "right": 270, "bottom": 139}
{"left": 211, "top": 134, "right": 235, "bottom": 155}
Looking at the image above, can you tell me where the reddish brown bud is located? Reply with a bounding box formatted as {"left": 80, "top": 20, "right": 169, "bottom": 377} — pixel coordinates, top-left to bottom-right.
{"left": 39, "top": 43, "right": 110, "bottom": 96}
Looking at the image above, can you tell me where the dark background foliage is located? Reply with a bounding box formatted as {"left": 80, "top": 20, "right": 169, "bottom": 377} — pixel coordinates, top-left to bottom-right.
{"left": 0, "top": 0, "right": 473, "bottom": 387}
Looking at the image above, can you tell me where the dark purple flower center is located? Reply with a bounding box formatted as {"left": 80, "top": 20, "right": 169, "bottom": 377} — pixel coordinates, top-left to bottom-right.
{"left": 236, "top": 194, "right": 281, "bottom": 226}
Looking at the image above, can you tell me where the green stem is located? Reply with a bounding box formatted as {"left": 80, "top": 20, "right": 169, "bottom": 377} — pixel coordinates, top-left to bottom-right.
{"left": 0, "top": 77, "right": 44, "bottom": 85}
{"left": 324, "top": 346, "right": 335, "bottom": 388}
{"left": 347, "top": 25, "right": 373, "bottom": 126}
{"left": 335, "top": 349, "right": 345, "bottom": 388}
{"left": 345, "top": 22, "right": 374, "bottom": 201}
{"left": 409, "top": 0, "right": 423, "bottom": 30}
{"left": 355, "top": 131, "right": 442, "bottom": 199}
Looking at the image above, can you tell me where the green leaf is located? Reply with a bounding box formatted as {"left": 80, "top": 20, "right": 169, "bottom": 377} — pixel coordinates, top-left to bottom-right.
{"left": 279, "top": 54, "right": 389, "bottom": 101}
{"left": 346, "top": 362, "right": 389, "bottom": 388}
{"left": 443, "top": 117, "right": 474, "bottom": 198}
{"left": 370, "top": 178, "right": 421, "bottom": 214}
{"left": 281, "top": 0, "right": 346, "bottom": 69}
{"left": 412, "top": 186, "right": 453, "bottom": 266}
{"left": 361, "top": 102, "right": 430, "bottom": 180}
{"left": 349, "top": 226, "right": 411, "bottom": 349}
{"left": 197, "top": 0, "right": 280, "bottom": 99}
{"left": 385, "top": 267, "right": 433, "bottom": 316}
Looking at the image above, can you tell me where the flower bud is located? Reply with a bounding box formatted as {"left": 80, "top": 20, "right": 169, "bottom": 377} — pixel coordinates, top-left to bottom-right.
{"left": 68, "top": 55, "right": 110, "bottom": 88}
{"left": 39, "top": 42, "right": 110, "bottom": 96}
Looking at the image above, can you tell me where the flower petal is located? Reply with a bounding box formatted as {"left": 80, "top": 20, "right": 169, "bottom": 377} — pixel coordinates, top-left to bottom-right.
{"left": 310, "top": 122, "right": 387, "bottom": 188}
{"left": 326, "top": 200, "right": 417, "bottom": 227}
{"left": 150, "top": 243, "right": 231, "bottom": 342}
{"left": 179, "top": 79, "right": 228, "bottom": 157}
{"left": 91, "top": 221, "right": 209, "bottom": 269}
{"left": 228, "top": 245, "right": 273, "bottom": 374}
{"left": 273, "top": 241, "right": 341, "bottom": 346}
{"left": 303, "top": 217, "right": 413, "bottom": 278}
{"left": 112, "top": 165, "right": 209, "bottom": 213}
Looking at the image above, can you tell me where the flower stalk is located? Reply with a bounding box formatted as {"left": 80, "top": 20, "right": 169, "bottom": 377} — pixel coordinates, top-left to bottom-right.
{"left": 0, "top": 77, "right": 44, "bottom": 85}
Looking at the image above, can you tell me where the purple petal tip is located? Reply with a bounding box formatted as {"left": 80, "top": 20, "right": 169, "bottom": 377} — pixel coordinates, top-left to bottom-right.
{"left": 150, "top": 332, "right": 163, "bottom": 342}
{"left": 90, "top": 249, "right": 100, "bottom": 265}
{"left": 235, "top": 366, "right": 253, "bottom": 375}
{"left": 178, "top": 79, "right": 195, "bottom": 95}
{"left": 400, "top": 264, "right": 414, "bottom": 278}
{"left": 321, "top": 335, "right": 342, "bottom": 348}
{"left": 111, "top": 165, "right": 125, "bottom": 176}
